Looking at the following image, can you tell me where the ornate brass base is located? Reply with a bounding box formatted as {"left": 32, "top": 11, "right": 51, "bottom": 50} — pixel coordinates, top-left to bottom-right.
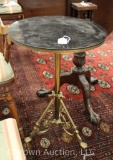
{"left": 24, "top": 91, "right": 87, "bottom": 149}
{"left": 37, "top": 52, "right": 100, "bottom": 124}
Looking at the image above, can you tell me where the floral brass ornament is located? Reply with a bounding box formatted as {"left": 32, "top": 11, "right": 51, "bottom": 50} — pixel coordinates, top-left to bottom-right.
{"left": 86, "top": 52, "right": 95, "bottom": 57}
{"left": 98, "top": 63, "right": 109, "bottom": 70}
{"left": 36, "top": 58, "right": 46, "bottom": 64}
{"left": 61, "top": 132, "right": 72, "bottom": 143}
{"left": 97, "top": 51, "right": 107, "bottom": 56}
{"left": 62, "top": 55, "right": 72, "bottom": 61}
{"left": 40, "top": 138, "right": 51, "bottom": 149}
{"left": 82, "top": 127, "right": 92, "bottom": 137}
{"left": 100, "top": 122, "right": 110, "bottom": 133}
{"left": 85, "top": 65, "right": 96, "bottom": 72}
{"left": 98, "top": 80, "right": 110, "bottom": 88}
{"left": 43, "top": 71, "right": 54, "bottom": 79}
{"left": 2, "top": 108, "right": 10, "bottom": 115}
{"left": 67, "top": 85, "right": 80, "bottom": 94}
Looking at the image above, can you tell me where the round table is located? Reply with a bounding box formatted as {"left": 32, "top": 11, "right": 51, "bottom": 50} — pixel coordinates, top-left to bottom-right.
{"left": 8, "top": 16, "right": 107, "bottom": 148}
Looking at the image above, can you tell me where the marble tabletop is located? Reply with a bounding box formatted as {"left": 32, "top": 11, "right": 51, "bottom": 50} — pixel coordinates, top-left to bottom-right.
{"left": 8, "top": 16, "right": 108, "bottom": 53}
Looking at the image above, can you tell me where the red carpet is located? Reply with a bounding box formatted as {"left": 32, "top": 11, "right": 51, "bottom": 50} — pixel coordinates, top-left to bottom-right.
{"left": 2, "top": 31, "right": 113, "bottom": 159}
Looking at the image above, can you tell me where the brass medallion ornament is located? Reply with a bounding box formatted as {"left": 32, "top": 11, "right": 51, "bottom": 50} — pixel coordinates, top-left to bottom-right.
{"left": 61, "top": 132, "right": 73, "bottom": 143}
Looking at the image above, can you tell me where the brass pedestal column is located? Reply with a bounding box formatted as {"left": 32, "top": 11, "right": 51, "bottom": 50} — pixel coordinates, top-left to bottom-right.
{"left": 24, "top": 53, "right": 87, "bottom": 149}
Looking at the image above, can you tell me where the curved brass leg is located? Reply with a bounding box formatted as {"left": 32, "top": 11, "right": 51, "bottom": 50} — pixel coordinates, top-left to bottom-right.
{"left": 61, "top": 99, "right": 87, "bottom": 148}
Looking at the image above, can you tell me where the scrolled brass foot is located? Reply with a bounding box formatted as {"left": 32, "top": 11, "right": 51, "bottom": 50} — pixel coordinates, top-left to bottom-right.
{"left": 24, "top": 137, "right": 32, "bottom": 143}
{"left": 24, "top": 137, "right": 32, "bottom": 150}
{"left": 24, "top": 141, "right": 31, "bottom": 151}
{"left": 74, "top": 130, "right": 87, "bottom": 149}
{"left": 80, "top": 142, "right": 87, "bottom": 149}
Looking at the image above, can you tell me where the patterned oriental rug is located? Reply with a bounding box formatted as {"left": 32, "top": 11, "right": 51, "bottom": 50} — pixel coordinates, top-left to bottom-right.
{"left": 1, "top": 31, "right": 113, "bottom": 160}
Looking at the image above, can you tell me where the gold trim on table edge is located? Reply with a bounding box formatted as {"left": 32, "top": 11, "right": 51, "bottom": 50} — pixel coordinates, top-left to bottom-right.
{"left": 10, "top": 38, "right": 104, "bottom": 54}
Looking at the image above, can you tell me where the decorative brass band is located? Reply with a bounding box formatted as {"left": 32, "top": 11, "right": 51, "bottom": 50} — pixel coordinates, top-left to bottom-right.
{"left": 9, "top": 38, "right": 104, "bottom": 54}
